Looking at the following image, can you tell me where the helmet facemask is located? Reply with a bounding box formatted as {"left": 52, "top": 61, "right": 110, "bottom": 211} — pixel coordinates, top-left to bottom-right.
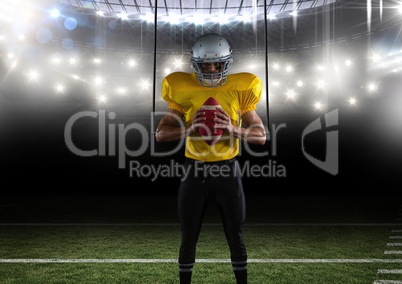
{"left": 191, "top": 33, "right": 233, "bottom": 88}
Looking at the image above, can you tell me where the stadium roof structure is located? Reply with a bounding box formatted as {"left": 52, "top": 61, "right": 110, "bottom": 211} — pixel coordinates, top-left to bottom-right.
{"left": 56, "top": 0, "right": 338, "bottom": 21}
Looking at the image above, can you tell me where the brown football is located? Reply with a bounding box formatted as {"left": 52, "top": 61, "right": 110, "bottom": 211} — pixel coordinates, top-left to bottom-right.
{"left": 198, "top": 97, "right": 223, "bottom": 145}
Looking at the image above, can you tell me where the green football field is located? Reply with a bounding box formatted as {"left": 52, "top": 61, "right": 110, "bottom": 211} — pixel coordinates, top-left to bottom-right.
{"left": 0, "top": 194, "right": 401, "bottom": 283}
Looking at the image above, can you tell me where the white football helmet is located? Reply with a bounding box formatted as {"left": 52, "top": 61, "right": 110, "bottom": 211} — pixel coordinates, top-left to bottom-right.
{"left": 191, "top": 33, "right": 233, "bottom": 87}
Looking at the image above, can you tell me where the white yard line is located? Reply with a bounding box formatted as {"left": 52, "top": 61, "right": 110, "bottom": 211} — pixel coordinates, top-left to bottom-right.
{"left": 0, "top": 259, "right": 402, "bottom": 263}
{"left": 377, "top": 269, "right": 402, "bottom": 274}
{"left": 384, "top": 251, "right": 402, "bottom": 254}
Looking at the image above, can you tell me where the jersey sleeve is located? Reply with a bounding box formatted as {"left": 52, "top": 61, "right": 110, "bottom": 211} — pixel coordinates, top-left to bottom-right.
{"left": 161, "top": 77, "right": 184, "bottom": 114}
{"left": 239, "top": 75, "right": 263, "bottom": 115}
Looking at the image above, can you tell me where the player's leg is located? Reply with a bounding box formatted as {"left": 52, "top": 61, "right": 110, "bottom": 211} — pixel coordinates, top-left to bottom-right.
{"left": 177, "top": 160, "right": 209, "bottom": 284}
{"left": 213, "top": 159, "right": 248, "bottom": 284}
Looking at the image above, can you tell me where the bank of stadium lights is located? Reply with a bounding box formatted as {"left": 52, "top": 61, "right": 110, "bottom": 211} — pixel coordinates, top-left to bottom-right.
{"left": 90, "top": 10, "right": 279, "bottom": 25}
{"left": 271, "top": 63, "right": 295, "bottom": 73}
{"left": 369, "top": 49, "right": 402, "bottom": 74}
{"left": 164, "top": 15, "right": 181, "bottom": 25}
{"left": 191, "top": 15, "right": 205, "bottom": 26}
{"left": 387, "top": 51, "right": 402, "bottom": 70}
{"left": 118, "top": 13, "right": 128, "bottom": 20}
{"left": 140, "top": 14, "right": 154, "bottom": 23}
{"left": 268, "top": 14, "right": 277, "bottom": 20}
{"left": 239, "top": 15, "right": 253, "bottom": 23}
{"left": 1, "top": 1, "right": 35, "bottom": 23}
{"left": 0, "top": 10, "right": 382, "bottom": 115}
{"left": 216, "top": 15, "right": 230, "bottom": 25}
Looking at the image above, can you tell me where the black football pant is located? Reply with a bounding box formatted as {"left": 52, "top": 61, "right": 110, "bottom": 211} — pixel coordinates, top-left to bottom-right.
{"left": 178, "top": 158, "right": 247, "bottom": 266}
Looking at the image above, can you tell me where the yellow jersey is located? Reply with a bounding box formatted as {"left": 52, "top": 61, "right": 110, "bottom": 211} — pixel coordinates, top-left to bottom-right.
{"left": 161, "top": 72, "right": 262, "bottom": 162}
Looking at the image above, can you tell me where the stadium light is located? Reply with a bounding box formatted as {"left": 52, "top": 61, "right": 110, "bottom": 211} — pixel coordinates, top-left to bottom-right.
{"left": 286, "top": 89, "right": 296, "bottom": 100}
{"left": 118, "top": 13, "right": 128, "bottom": 20}
{"left": 128, "top": 60, "right": 137, "bottom": 68}
{"left": 27, "top": 69, "right": 39, "bottom": 82}
{"left": 348, "top": 97, "right": 357, "bottom": 106}
{"left": 314, "top": 101, "right": 323, "bottom": 110}
{"left": 94, "top": 77, "right": 104, "bottom": 85}
{"left": 50, "top": 8, "right": 60, "bottom": 18}
{"left": 316, "top": 80, "right": 326, "bottom": 89}
{"left": 55, "top": 83, "right": 65, "bottom": 93}
{"left": 367, "top": 82, "right": 378, "bottom": 92}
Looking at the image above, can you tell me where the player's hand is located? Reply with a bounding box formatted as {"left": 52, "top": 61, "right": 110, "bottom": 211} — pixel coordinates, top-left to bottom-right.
{"left": 187, "top": 108, "right": 206, "bottom": 136}
{"left": 214, "top": 107, "right": 234, "bottom": 133}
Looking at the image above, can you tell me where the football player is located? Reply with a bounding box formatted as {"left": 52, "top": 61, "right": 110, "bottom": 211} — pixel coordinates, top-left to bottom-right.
{"left": 156, "top": 33, "right": 267, "bottom": 284}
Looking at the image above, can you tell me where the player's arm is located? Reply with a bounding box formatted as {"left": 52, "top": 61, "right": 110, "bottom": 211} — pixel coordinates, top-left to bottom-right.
{"left": 155, "top": 108, "right": 205, "bottom": 142}
{"left": 215, "top": 108, "right": 266, "bottom": 145}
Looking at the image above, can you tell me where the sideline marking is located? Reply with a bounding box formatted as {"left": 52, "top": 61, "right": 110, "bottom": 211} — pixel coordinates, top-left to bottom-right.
{"left": 374, "top": 281, "right": 402, "bottom": 284}
{"left": 0, "top": 259, "right": 402, "bottom": 263}
{"left": 377, "top": 269, "right": 402, "bottom": 274}
{"left": 384, "top": 251, "right": 402, "bottom": 255}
